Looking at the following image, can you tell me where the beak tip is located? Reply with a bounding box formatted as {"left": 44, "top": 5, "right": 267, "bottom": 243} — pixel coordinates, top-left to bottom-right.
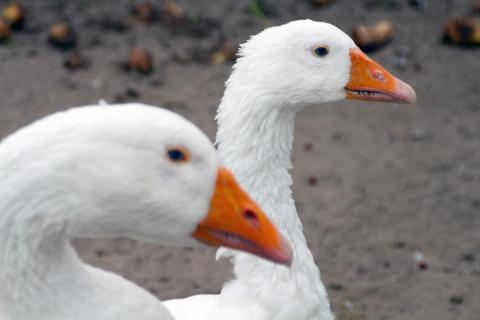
{"left": 397, "top": 80, "right": 417, "bottom": 105}
{"left": 273, "top": 235, "right": 294, "bottom": 267}
{"left": 404, "top": 86, "right": 417, "bottom": 105}
{"left": 409, "top": 92, "right": 417, "bottom": 105}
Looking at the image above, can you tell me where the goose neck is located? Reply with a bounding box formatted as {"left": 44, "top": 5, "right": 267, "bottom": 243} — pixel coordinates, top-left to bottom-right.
{"left": 216, "top": 84, "right": 299, "bottom": 230}
{"left": 0, "top": 180, "right": 87, "bottom": 317}
{"left": 215, "top": 80, "right": 333, "bottom": 319}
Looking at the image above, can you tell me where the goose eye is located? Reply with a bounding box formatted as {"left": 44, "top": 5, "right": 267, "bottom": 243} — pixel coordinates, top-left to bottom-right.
{"left": 313, "top": 46, "right": 329, "bottom": 57}
{"left": 167, "top": 147, "right": 190, "bottom": 163}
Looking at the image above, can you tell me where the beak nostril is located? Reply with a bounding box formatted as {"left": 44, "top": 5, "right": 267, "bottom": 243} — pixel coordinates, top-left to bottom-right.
{"left": 243, "top": 209, "right": 259, "bottom": 221}
{"left": 372, "top": 70, "right": 385, "bottom": 81}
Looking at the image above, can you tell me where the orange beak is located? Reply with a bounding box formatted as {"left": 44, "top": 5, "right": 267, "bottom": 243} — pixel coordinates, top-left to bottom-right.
{"left": 192, "top": 168, "right": 293, "bottom": 266}
{"left": 345, "top": 48, "right": 417, "bottom": 104}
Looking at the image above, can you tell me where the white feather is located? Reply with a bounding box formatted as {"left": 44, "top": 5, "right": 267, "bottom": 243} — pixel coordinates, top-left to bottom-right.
{"left": 165, "top": 20, "right": 356, "bottom": 320}
{"left": 0, "top": 104, "right": 220, "bottom": 320}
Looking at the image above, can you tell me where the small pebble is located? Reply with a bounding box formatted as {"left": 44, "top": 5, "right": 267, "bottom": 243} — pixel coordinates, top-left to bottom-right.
{"left": 329, "top": 283, "right": 344, "bottom": 290}
{"left": 352, "top": 20, "right": 394, "bottom": 52}
{"left": 444, "top": 16, "right": 480, "bottom": 46}
{"left": 127, "top": 47, "right": 154, "bottom": 74}
{"left": 161, "top": 0, "right": 187, "bottom": 25}
{"left": 414, "top": 251, "right": 428, "bottom": 270}
{"left": 1, "top": 1, "right": 24, "bottom": 30}
{"left": 462, "top": 253, "right": 475, "bottom": 262}
{"left": 303, "top": 142, "right": 313, "bottom": 151}
{"left": 418, "top": 261, "right": 428, "bottom": 270}
{"left": 307, "top": 176, "right": 318, "bottom": 186}
{"left": 449, "top": 295, "right": 464, "bottom": 305}
{"left": 411, "top": 129, "right": 427, "bottom": 141}
{"left": 48, "top": 21, "right": 76, "bottom": 49}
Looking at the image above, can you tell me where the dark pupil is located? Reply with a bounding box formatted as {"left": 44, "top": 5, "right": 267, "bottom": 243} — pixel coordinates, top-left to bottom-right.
{"left": 168, "top": 149, "right": 185, "bottom": 161}
{"left": 315, "top": 47, "right": 328, "bottom": 56}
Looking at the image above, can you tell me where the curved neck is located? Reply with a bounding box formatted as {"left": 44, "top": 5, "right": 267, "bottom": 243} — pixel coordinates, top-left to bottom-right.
{"left": 216, "top": 78, "right": 332, "bottom": 318}
{"left": 0, "top": 171, "right": 170, "bottom": 320}
{"left": 217, "top": 96, "right": 297, "bottom": 230}
{"left": 0, "top": 186, "right": 87, "bottom": 317}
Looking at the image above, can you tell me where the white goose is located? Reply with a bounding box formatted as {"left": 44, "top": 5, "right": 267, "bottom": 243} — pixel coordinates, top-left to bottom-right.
{"left": 164, "top": 20, "right": 416, "bottom": 320}
{"left": 0, "top": 104, "right": 292, "bottom": 320}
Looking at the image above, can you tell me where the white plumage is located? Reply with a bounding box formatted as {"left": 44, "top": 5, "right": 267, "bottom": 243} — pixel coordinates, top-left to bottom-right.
{"left": 0, "top": 104, "right": 289, "bottom": 320}
{"left": 165, "top": 19, "right": 415, "bottom": 320}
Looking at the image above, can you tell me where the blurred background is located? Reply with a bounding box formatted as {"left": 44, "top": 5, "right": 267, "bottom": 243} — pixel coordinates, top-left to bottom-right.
{"left": 0, "top": 0, "right": 478, "bottom": 319}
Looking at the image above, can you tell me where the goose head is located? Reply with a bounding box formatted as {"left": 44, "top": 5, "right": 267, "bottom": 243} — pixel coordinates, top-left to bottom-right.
{"left": 2, "top": 105, "right": 292, "bottom": 265}
{"left": 232, "top": 19, "right": 416, "bottom": 107}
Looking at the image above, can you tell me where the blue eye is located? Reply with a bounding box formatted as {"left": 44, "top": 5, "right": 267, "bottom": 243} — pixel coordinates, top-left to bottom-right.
{"left": 167, "top": 147, "right": 189, "bottom": 163}
{"left": 314, "top": 46, "right": 329, "bottom": 57}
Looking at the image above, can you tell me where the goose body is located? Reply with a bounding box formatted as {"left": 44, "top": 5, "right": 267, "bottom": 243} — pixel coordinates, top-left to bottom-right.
{"left": 165, "top": 20, "right": 416, "bottom": 320}
{"left": 0, "top": 104, "right": 292, "bottom": 320}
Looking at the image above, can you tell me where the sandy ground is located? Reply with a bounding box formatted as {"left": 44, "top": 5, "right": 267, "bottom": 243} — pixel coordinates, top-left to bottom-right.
{"left": 0, "top": 0, "right": 479, "bottom": 319}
